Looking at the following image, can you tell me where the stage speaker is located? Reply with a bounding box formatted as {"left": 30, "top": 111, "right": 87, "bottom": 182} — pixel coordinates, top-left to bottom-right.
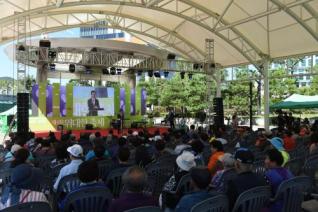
{"left": 167, "top": 54, "right": 176, "bottom": 60}
{"left": 17, "top": 93, "right": 29, "bottom": 133}
{"left": 85, "top": 124, "right": 93, "bottom": 130}
{"left": 213, "top": 97, "right": 224, "bottom": 127}
{"left": 7, "top": 114, "right": 15, "bottom": 126}
{"left": 39, "top": 40, "right": 51, "bottom": 48}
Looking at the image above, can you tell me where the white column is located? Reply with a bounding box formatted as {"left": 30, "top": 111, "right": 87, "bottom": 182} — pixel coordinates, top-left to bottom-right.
{"left": 263, "top": 60, "right": 270, "bottom": 131}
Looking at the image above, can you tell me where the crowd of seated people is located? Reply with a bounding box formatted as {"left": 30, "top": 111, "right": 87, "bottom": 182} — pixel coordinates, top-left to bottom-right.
{"left": 0, "top": 119, "right": 317, "bottom": 211}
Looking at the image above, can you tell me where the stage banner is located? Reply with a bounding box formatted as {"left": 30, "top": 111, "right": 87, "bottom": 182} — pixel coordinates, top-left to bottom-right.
{"left": 66, "top": 84, "right": 73, "bottom": 117}
{"left": 46, "top": 85, "right": 53, "bottom": 117}
{"left": 131, "top": 88, "right": 135, "bottom": 115}
{"left": 31, "top": 85, "right": 38, "bottom": 116}
{"left": 120, "top": 87, "right": 125, "bottom": 113}
{"left": 60, "top": 86, "right": 66, "bottom": 117}
{"left": 53, "top": 84, "right": 60, "bottom": 117}
{"left": 114, "top": 85, "right": 120, "bottom": 117}
{"left": 125, "top": 85, "right": 131, "bottom": 119}
{"left": 38, "top": 82, "right": 46, "bottom": 116}
{"left": 141, "top": 88, "right": 147, "bottom": 115}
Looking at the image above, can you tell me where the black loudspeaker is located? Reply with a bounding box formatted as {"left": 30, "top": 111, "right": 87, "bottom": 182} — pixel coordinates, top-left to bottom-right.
{"left": 213, "top": 97, "right": 224, "bottom": 127}
{"left": 17, "top": 93, "right": 29, "bottom": 133}
{"left": 39, "top": 40, "right": 51, "bottom": 48}
{"left": 7, "top": 115, "right": 15, "bottom": 126}
{"left": 85, "top": 124, "right": 93, "bottom": 130}
{"left": 69, "top": 64, "right": 76, "bottom": 73}
{"left": 167, "top": 54, "right": 176, "bottom": 60}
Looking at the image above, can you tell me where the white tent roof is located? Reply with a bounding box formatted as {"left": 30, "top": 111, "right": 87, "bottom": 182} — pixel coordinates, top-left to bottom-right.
{"left": 0, "top": 0, "right": 317, "bottom": 67}
{"left": 284, "top": 94, "right": 318, "bottom": 102}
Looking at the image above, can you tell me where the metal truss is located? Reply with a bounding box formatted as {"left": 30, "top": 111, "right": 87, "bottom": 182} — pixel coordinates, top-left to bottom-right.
{"left": 15, "top": 15, "right": 27, "bottom": 92}
{"left": 16, "top": 45, "right": 207, "bottom": 73}
{"left": 0, "top": 0, "right": 316, "bottom": 67}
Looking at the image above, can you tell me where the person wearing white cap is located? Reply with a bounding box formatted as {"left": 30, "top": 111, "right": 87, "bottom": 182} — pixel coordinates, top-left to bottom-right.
{"left": 53, "top": 144, "right": 83, "bottom": 191}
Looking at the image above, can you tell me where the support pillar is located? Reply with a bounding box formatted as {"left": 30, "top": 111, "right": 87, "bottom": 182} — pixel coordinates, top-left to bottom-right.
{"left": 263, "top": 60, "right": 270, "bottom": 131}
{"left": 36, "top": 64, "right": 48, "bottom": 83}
{"left": 216, "top": 71, "right": 222, "bottom": 98}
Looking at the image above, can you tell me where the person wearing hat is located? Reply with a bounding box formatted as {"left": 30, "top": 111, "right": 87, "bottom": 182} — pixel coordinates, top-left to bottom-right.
{"left": 160, "top": 151, "right": 196, "bottom": 209}
{"left": 0, "top": 164, "right": 47, "bottom": 209}
{"left": 53, "top": 144, "right": 83, "bottom": 191}
{"left": 207, "top": 140, "right": 224, "bottom": 175}
{"left": 226, "top": 148, "right": 267, "bottom": 210}
{"left": 4, "top": 144, "right": 34, "bottom": 163}
{"left": 210, "top": 153, "right": 237, "bottom": 192}
{"left": 269, "top": 137, "right": 290, "bottom": 166}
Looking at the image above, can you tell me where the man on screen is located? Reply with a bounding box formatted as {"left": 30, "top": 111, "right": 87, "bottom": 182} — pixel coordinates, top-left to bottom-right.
{"left": 87, "top": 90, "right": 100, "bottom": 116}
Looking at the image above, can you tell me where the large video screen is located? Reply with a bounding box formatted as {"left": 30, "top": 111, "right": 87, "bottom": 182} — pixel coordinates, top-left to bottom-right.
{"left": 73, "top": 86, "right": 114, "bottom": 117}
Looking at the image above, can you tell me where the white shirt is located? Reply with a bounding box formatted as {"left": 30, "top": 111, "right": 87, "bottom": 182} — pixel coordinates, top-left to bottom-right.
{"left": 53, "top": 159, "right": 82, "bottom": 191}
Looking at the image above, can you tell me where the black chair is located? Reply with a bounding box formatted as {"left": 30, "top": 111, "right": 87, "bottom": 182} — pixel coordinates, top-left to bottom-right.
{"left": 232, "top": 186, "right": 271, "bottom": 212}
{"left": 105, "top": 167, "right": 128, "bottom": 198}
{"left": 271, "top": 176, "right": 312, "bottom": 212}
{"left": 62, "top": 187, "right": 113, "bottom": 212}
{"left": 303, "top": 155, "right": 318, "bottom": 193}
{"left": 175, "top": 173, "right": 192, "bottom": 194}
{"left": 190, "top": 194, "right": 229, "bottom": 212}
{"left": 1, "top": 202, "right": 52, "bottom": 212}
{"left": 252, "top": 160, "right": 266, "bottom": 177}
{"left": 97, "top": 159, "right": 113, "bottom": 180}
{"left": 146, "top": 162, "right": 174, "bottom": 196}
{"left": 283, "top": 158, "right": 304, "bottom": 176}
{"left": 55, "top": 173, "right": 81, "bottom": 199}
{"left": 35, "top": 155, "right": 56, "bottom": 172}
{"left": 50, "top": 162, "right": 68, "bottom": 179}
{"left": 0, "top": 169, "right": 12, "bottom": 185}
{"left": 125, "top": 206, "right": 161, "bottom": 212}
{"left": 0, "top": 161, "right": 12, "bottom": 171}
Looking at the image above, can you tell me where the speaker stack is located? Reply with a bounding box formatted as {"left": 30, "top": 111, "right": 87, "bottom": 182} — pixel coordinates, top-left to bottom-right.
{"left": 17, "top": 93, "right": 29, "bottom": 134}
{"left": 213, "top": 97, "right": 224, "bottom": 127}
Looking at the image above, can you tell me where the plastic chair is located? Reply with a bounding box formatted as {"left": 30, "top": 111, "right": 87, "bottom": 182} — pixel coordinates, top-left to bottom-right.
{"left": 0, "top": 169, "right": 12, "bottom": 185}
{"left": 105, "top": 167, "right": 128, "bottom": 198}
{"left": 252, "top": 160, "right": 266, "bottom": 177}
{"left": 303, "top": 155, "right": 318, "bottom": 192}
{"left": 190, "top": 194, "right": 229, "bottom": 212}
{"left": 56, "top": 173, "right": 81, "bottom": 199}
{"left": 97, "top": 159, "right": 113, "bottom": 180}
{"left": 1, "top": 202, "right": 52, "bottom": 212}
{"left": 272, "top": 176, "right": 312, "bottom": 212}
{"left": 232, "top": 186, "right": 271, "bottom": 212}
{"left": 146, "top": 162, "right": 174, "bottom": 196}
{"left": 283, "top": 158, "right": 304, "bottom": 176}
{"left": 125, "top": 206, "right": 161, "bottom": 212}
{"left": 62, "top": 187, "right": 113, "bottom": 212}
{"left": 175, "top": 173, "right": 192, "bottom": 194}
{"left": 35, "top": 155, "right": 56, "bottom": 172}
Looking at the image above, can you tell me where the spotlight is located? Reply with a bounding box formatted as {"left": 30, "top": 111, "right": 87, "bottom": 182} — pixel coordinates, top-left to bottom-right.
{"left": 91, "top": 47, "right": 98, "bottom": 52}
{"left": 110, "top": 67, "right": 116, "bottom": 75}
{"left": 18, "top": 45, "right": 25, "bottom": 51}
{"left": 167, "top": 54, "right": 176, "bottom": 60}
{"left": 69, "top": 64, "right": 75, "bottom": 73}
{"left": 154, "top": 71, "right": 161, "bottom": 78}
{"left": 188, "top": 73, "right": 193, "bottom": 80}
{"left": 164, "top": 71, "right": 169, "bottom": 78}
{"left": 48, "top": 50, "right": 57, "bottom": 59}
{"left": 102, "top": 68, "right": 109, "bottom": 75}
{"left": 137, "top": 70, "right": 143, "bottom": 76}
{"left": 180, "top": 71, "right": 185, "bottom": 79}
{"left": 117, "top": 69, "right": 122, "bottom": 75}
{"left": 49, "top": 63, "right": 56, "bottom": 71}
{"left": 193, "top": 64, "right": 199, "bottom": 70}
{"left": 148, "top": 70, "right": 153, "bottom": 77}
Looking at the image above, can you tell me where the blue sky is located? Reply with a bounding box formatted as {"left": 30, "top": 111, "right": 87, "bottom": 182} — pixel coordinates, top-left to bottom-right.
{"left": 0, "top": 28, "right": 80, "bottom": 78}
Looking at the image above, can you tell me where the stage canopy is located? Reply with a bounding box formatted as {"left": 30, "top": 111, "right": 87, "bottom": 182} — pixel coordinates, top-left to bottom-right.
{"left": 0, "top": 0, "right": 317, "bottom": 67}
{"left": 270, "top": 94, "right": 318, "bottom": 109}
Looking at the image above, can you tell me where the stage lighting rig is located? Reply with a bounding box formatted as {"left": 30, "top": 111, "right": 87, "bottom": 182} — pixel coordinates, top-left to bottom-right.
{"left": 49, "top": 64, "right": 56, "bottom": 72}
{"left": 137, "top": 70, "right": 143, "bottom": 76}
{"left": 110, "top": 67, "right": 116, "bottom": 75}
{"left": 69, "top": 64, "right": 75, "bottom": 73}
{"left": 154, "top": 71, "right": 161, "bottom": 78}
{"left": 102, "top": 68, "right": 109, "bottom": 75}
{"left": 117, "top": 69, "right": 122, "bottom": 75}
{"left": 180, "top": 71, "right": 185, "bottom": 79}
{"left": 148, "top": 70, "right": 153, "bottom": 77}
{"left": 164, "top": 71, "right": 169, "bottom": 78}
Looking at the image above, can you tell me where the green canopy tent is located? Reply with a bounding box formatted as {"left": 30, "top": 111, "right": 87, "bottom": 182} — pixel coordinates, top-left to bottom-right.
{"left": 270, "top": 94, "right": 318, "bottom": 110}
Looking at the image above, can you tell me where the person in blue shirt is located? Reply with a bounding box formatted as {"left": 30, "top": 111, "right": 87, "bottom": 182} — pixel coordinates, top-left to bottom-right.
{"left": 175, "top": 167, "right": 214, "bottom": 212}
{"left": 265, "top": 148, "right": 294, "bottom": 212}
{"left": 85, "top": 140, "right": 109, "bottom": 161}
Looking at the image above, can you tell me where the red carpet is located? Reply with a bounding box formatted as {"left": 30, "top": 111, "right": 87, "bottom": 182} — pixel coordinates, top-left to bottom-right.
{"left": 34, "top": 126, "right": 170, "bottom": 140}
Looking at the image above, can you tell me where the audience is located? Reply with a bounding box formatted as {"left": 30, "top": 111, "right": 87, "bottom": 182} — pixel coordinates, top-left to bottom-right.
{"left": 33, "top": 139, "right": 55, "bottom": 157}
{"left": 175, "top": 167, "right": 213, "bottom": 212}
{"left": 50, "top": 142, "right": 69, "bottom": 168}
{"left": 108, "top": 166, "right": 157, "bottom": 212}
{"left": 207, "top": 140, "right": 224, "bottom": 175}
{"left": 309, "top": 131, "right": 318, "bottom": 155}
{"left": 265, "top": 149, "right": 294, "bottom": 212}
{"left": 0, "top": 164, "right": 47, "bottom": 209}
{"left": 210, "top": 153, "right": 237, "bottom": 192}
{"left": 283, "top": 131, "right": 296, "bottom": 151}
{"left": 10, "top": 148, "right": 30, "bottom": 168}
{"left": 226, "top": 148, "right": 267, "bottom": 210}
{"left": 85, "top": 140, "right": 109, "bottom": 161}
{"left": 53, "top": 144, "right": 83, "bottom": 191}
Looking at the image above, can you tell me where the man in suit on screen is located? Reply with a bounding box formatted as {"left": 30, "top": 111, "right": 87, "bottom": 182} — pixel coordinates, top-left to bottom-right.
{"left": 87, "top": 90, "right": 100, "bottom": 116}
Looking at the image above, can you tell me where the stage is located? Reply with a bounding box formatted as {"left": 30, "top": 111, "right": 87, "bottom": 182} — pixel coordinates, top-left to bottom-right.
{"left": 34, "top": 126, "right": 170, "bottom": 140}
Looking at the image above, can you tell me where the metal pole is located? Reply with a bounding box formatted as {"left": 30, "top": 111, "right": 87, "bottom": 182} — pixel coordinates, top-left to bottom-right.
{"left": 263, "top": 60, "right": 270, "bottom": 131}
{"left": 249, "top": 81, "right": 253, "bottom": 130}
